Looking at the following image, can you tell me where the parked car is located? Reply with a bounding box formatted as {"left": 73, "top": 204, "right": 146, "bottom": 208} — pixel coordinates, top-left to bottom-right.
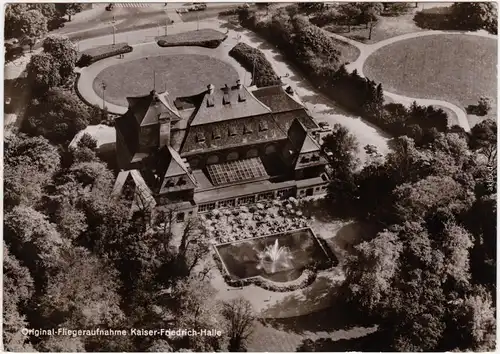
{"left": 176, "top": 8, "right": 189, "bottom": 13}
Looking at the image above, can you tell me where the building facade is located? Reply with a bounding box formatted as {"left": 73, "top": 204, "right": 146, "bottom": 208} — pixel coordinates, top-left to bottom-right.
{"left": 112, "top": 80, "right": 329, "bottom": 221}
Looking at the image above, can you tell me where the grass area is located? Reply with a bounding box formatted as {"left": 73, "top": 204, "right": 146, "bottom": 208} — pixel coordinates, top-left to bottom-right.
{"left": 330, "top": 36, "right": 360, "bottom": 64}
{"left": 324, "top": 12, "right": 423, "bottom": 44}
{"left": 93, "top": 54, "right": 238, "bottom": 106}
{"left": 363, "top": 34, "right": 497, "bottom": 123}
{"left": 155, "top": 29, "right": 227, "bottom": 48}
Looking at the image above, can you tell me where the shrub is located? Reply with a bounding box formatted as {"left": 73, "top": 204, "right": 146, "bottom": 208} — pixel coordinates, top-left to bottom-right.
{"left": 477, "top": 96, "right": 492, "bottom": 116}
{"left": 229, "top": 43, "right": 281, "bottom": 87}
{"left": 76, "top": 43, "right": 133, "bottom": 67}
{"left": 156, "top": 29, "right": 227, "bottom": 49}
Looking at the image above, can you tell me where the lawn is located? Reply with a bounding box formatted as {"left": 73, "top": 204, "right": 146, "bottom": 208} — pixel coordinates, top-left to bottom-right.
{"left": 363, "top": 34, "right": 497, "bottom": 123}
{"left": 93, "top": 54, "right": 239, "bottom": 106}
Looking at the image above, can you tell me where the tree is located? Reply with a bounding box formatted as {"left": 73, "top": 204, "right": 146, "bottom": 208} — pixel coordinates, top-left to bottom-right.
{"left": 454, "top": 285, "right": 496, "bottom": 351}
{"left": 18, "top": 9, "right": 48, "bottom": 50}
{"left": 4, "top": 206, "right": 64, "bottom": 287}
{"left": 170, "top": 275, "right": 225, "bottom": 351}
{"left": 343, "top": 230, "right": 402, "bottom": 312}
{"left": 4, "top": 134, "right": 60, "bottom": 208}
{"left": 451, "top": 2, "right": 498, "bottom": 33}
{"left": 40, "top": 247, "right": 124, "bottom": 329}
{"left": 24, "top": 88, "right": 90, "bottom": 144}
{"left": 3, "top": 244, "right": 35, "bottom": 352}
{"left": 42, "top": 35, "right": 78, "bottom": 81}
{"left": 222, "top": 298, "right": 256, "bottom": 351}
{"left": 477, "top": 96, "right": 492, "bottom": 115}
{"left": 469, "top": 119, "right": 497, "bottom": 165}
{"left": 358, "top": 3, "right": 384, "bottom": 39}
{"left": 26, "top": 52, "right": 62, "bottom": 91}
{"left": 56, "top": 3, "right": 84, "bottom": 21}
{"left": 77, "top": 133, "right": 98, "bottom": 151}
{"left": 337, "top": 3, "right": 362, "bottom": 32}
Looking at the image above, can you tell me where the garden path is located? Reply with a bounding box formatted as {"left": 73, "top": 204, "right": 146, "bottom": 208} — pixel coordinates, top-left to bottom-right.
{"left": 327, "top": 29, "right": 497, "bottom": 132}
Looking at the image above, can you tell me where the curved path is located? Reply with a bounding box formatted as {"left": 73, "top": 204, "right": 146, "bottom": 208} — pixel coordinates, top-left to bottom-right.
{"left": 76, "top": 18, "right": 391, "bottom": 162}
{"left": 329, "top": 29, "right": 497, "bottom": 132}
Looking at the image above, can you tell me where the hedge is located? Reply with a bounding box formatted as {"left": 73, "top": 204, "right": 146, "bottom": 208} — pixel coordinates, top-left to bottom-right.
{"left": 76, "top": 43, "right": 133, "bottom": 67}
{"left": 156, "top": 29, "right": 228, "bottom": 49}
{"left": 228, "top": 43, "right": 282, "bottom": 88}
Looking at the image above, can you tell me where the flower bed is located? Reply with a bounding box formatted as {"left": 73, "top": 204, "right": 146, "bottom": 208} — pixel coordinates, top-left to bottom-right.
{"left": 77, "top": 43, "right": 133, "bottom": 67}
{"left": 229, "top": 42, "right": 282, "bottom": 88}
{"left": 156, "top": 29, "right": 227, "bottom": 49}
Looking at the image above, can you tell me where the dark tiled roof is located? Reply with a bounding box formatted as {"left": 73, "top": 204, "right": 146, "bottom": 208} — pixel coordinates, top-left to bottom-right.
{"left": 190, "top": 85, "right": 272, "bottom": 126}
{"left": 180, "top": 114, "right": 287, "bottom": 155}
{"left": 126, "top": 90, "right": 181, "bottom": 127}
{"left": 273, "top": 110, "right": 319, "bottom": 132}
{"left": 252, "top": 85, "right": 304, "bottom": 113}
{"left": 111, "top": 170, "right": 156, "bottom": 212}
{"left": 115, "top": 111, "right": 139, "bottom": 156}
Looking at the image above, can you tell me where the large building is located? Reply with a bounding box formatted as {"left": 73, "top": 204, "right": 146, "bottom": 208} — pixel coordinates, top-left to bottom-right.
{"left": 112, "top": 80, "right": 329, "bottom": 221}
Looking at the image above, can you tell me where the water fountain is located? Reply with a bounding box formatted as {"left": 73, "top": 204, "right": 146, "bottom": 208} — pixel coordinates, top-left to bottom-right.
{"left": 256, "top": 239, "right": 294, "bottom": 274}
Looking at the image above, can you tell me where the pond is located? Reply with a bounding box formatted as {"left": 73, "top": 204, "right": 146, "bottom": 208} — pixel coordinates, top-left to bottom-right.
{"left": 215, "top": 228, "right": 331, "bottom": 283}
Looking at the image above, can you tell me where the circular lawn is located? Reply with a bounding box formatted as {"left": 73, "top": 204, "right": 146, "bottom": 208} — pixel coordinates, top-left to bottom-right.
{"left": 363, "top": 34, "right": 497, "bottom": 110}
{"left": 93, "top": 54, "right": 239, "bottom": 106}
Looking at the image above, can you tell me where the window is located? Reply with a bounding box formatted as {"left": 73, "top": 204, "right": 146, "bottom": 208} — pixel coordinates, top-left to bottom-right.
{"left": 212, "top": 130, "right": 221, "bottom": 140}
{"left": 207, "top": 155, "right": 219, "bottom": 164}
{"left": 196, "top": 132, "right": 205, "bottom": 142}
{"left": 206, "top": 96, "right": 215, "bottom": 107}
{"left": 258, "top": 192, "right": 274, "bottom": 201}
{"left": 223, "top": 93, "right": 230, "bottom": 105}
{"left": 227, "top": 151, "right": 239, "bottom": 161}
{"left": 177, "top": 177, "right": 186, "bottom": 186}
{"left": 176, "top": 212, "right": 185, "bottom": 223}
{"left": 243, "top": 124, "right": 253, "bottom": 134}
{"left": 238, "top": 195, "right": 255, "bottom": 206}
{"left": 277, "top": 188, "right": 294, "bottom": 199}
{"left": 301, "top": 156, "right": 310, "bottom": 163}
{"left": 238, "top": 92, "right": 246, "bottom": 102}
{"left": 228, "top": 126, "right": 238, "bottom": 136}
{"left": 311, "top": 155, "right": 320, "bottom": 161}
{"left": 198, "top": 203, "right": 216, "bottom": 213}
{"left": 259, "top": 120, "right": 268, "bottom": 132}
{"left": 218, "top": 199, "right": 236, "bottom": 209}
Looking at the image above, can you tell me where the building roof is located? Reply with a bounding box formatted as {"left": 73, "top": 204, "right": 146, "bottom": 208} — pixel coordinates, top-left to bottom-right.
{"left": 300, "top": 133, "right": 321, "bottom": 154}
{"left": 180, "top": 114, "right": 287, "bottom": 156}
{"left": 111, "top": 170, "right": 157, "bottom": 212}
{"left": 157, "top": 146, "right": 198, "bottom": 194}
{"left": 190, "top": 84, "right": 272, "bottom": 126}
{"left": 126, "top": 90, "right": 181, "bottom": 127}
{"left": 252, "top": 85, "right": 304, "bottom": 113}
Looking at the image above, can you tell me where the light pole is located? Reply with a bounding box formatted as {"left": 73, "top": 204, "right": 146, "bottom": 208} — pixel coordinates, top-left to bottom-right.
{"left": 101, "top": 82, "right": 107, "bottom": 110}
{"left": 112, "top": 24, "right": 116, "bottom": 45}
{"left": 164, "top": 10, "right": 169, "bottom": 36}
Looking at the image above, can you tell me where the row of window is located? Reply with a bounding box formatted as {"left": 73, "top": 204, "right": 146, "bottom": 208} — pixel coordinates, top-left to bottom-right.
{"left": 195, "top": 121, "right": 269, "bottom": 143}
{"left": 197, "top": 187, "right": 298, "bottom": 213}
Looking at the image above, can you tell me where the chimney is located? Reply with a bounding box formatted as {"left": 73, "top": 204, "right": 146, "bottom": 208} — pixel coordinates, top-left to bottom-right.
{"left": 285, "top": 86, "right": 294, "bottom": 95}
{"left": 207, "top": 84, "right": 214, "bottom": 94}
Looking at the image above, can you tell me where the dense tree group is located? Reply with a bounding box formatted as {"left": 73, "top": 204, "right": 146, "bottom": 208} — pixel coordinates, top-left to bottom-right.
{"left": 322, "top": 118, "right": 496, "bottom": 351}
{"left": 4, "top": 132, "right": 256, "bottom": 351}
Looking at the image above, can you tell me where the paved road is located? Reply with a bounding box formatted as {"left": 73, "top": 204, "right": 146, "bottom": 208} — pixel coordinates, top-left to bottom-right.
{"left": 329, "top": 29, "right": 497, "bottom": 132}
